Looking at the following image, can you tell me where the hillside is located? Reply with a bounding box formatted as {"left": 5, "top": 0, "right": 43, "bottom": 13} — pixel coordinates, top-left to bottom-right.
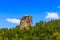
{"left": 0, "top": 19, "right": 60, "bottom": 40}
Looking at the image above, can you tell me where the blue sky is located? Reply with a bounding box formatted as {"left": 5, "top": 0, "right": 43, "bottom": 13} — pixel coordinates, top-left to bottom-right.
{"left": 0, "top": 0, "right": 60, "bottom": 28}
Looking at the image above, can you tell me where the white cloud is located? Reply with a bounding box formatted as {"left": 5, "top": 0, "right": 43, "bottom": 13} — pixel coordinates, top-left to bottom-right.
{"left": 6, "top": 18, "right": 20, "bottom": 25}
{"left": 58, "top": 6, "right": 60, "bottom": 8}
{"left": 46, "top": 12, "right": 60, "bottom": 19}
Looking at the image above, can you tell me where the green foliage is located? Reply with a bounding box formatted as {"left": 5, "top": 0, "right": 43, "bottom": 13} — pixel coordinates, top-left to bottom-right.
{"left": 0, "top": 19, "right": 60, "bottom": 40}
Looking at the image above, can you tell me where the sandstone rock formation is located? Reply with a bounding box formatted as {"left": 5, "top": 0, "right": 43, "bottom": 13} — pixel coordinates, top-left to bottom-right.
{"left": 20, "top": 15, "right": 32, "bottom": 29}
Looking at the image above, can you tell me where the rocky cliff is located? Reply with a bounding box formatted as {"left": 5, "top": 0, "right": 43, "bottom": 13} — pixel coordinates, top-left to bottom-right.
{"left": 20, "top": 15, "right": 32, "bottom": 29}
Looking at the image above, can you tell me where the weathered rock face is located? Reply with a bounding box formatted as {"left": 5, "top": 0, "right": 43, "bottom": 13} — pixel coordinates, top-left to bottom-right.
{"left": 20, "top": 15, "right": 32, "bottom": 29}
